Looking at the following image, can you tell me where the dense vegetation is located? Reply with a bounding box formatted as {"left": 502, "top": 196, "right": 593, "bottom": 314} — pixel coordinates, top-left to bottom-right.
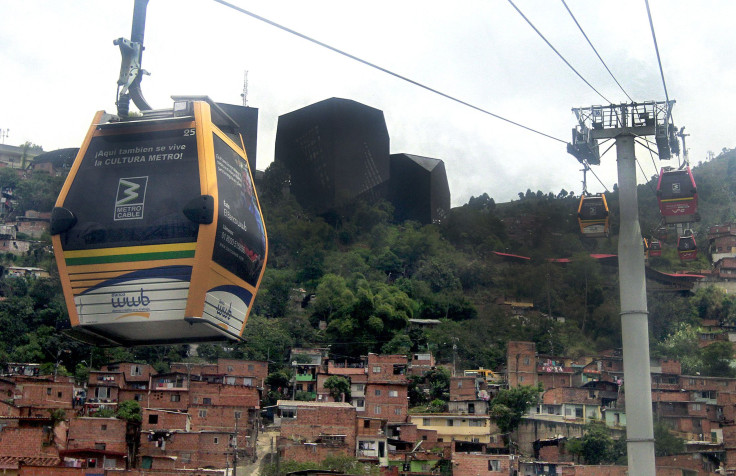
{"left": 3, "top": 148, "right": 736, "bottom": 383}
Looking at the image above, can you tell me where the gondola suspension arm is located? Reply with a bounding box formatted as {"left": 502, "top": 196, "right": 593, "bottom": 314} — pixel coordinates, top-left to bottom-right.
{"left": 114, "top": 0, "right": 152, "bottom": 116}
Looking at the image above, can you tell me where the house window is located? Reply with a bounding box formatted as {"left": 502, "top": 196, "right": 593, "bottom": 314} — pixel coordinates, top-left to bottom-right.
{"left": 395, "top": 408, "right": 402, "bottom": 415}
{"left": 364, "top": 420, "right": 371, "bottom": 428}
{"left": 458, "top": 380, "right": 463, "bottom": 388}
{"left": 523, "top": 357, "right": 530, "bottom": 365}
{"left": 248, "top": 364, "right": 254, "bottom": 371}
{"left": 95, "top": 443, "right": 106, "bottom": 451}
{"left": 131, "top": 365, "right": 142, "bottom": 376}
{"left": 469, "top": 420, "right": 484, "bottom": 427}
{"left": 180, "top": 452, "right": 191, "bottom": 463}
{"left": 281, "top": 407, "right": 296, "bottom": 419}
{"left": 171, "top": 394, "right": 180, "bottom": 402}
{"left": 519, "top": 376, "right": 525, "bottom": 383}
{"left": 446, "top": 419, "right": 454, "bottom": 426}
{"left": 199, "top": 410, "right": 207, "bottom": 418}
{"left": 95, "top": 387, "right": 110, "bottom": 399}
{"left": 589, "top": 390, "right": 595, "bottom": 398}
{"left": 227, "top": 366, "right": 234, "bottom": 372}
{"left": 489, "top": 460, "right": 501, "bottom": 471}
{"left": 203, "top": 397, "right": 212, "bottom": 405}
{"left": 235, "top": 411, "right": 242, "bottom": 419}
{"left": 389, "top": 390, "right": 398, "bottom": 397}
{"left": 354, "top": 384, "right": 364, "bottom": 392}
{"left": 374, "top": 390, "right": 381, "bottom": 396}
{"left": 101, "top": 424, "right": 107, "bottom": 431}
{"left": 46, "top": 388, "right": 51, "bottom": 395}
{"left": 422, "top": 418, "right": 431, "bottom": 426}
{"left": 214, "top": 437, "right": 219, "bottom": 444}
{"left": 373, "top": 366, "right": 381, "bottom": 373}
{"left": 134, "top": 394, "right": 142, "bottom": 401}
{"left": 375, "top": 406, "right": 381, "bottom": 414}
{"left": 692, "top": 403, "right": 702, "bottom": 411}
{"left": 148, "top": 415, "right": 159, "bottom": 424}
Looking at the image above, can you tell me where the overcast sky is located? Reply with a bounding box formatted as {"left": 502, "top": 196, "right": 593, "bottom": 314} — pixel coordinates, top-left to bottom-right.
{"left": 1, "top": 1, "right": 734, "bottom": 206}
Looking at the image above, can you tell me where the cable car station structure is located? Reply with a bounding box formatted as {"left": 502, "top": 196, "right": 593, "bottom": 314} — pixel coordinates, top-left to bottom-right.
{"left": 569, "top": 100, "right": 676, "bottom": 476}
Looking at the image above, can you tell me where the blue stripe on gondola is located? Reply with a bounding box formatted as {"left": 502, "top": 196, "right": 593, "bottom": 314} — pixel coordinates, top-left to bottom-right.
{"left": 79, "top": 266, "right": 193, "bottom": 295}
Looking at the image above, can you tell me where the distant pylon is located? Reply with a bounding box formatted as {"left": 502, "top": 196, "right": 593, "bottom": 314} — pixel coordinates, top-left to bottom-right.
{"left": 241, "top": 70, "right": 249, "bottom": 107}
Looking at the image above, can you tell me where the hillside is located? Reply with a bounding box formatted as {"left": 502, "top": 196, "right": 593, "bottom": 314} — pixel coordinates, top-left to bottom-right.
{"left": 1, "top": 148, "right": 736, "bottom": 379}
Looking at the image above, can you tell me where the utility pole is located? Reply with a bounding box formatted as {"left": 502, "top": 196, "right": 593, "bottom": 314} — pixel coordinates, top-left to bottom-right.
{"left": 232, "top": 412, "right": 239, "bottom": 476}
{"left": 568, "top": 101, "right": 675, "bottom": 476}
{"left": 0, "top": 129, "right": 8, "bottom": 144}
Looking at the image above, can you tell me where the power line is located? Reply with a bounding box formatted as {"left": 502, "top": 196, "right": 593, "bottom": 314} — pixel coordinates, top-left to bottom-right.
{"left": 645, "top": 0, "right": 671, "bottom": 120}
{"left": 560, "top": 0, "right": 633, "bottom": 102}
{"left": 212, "top": 0, "right": 567, "bottom": 144}
{"left": 506, "top": 0, "right": 612, "bottom": 104}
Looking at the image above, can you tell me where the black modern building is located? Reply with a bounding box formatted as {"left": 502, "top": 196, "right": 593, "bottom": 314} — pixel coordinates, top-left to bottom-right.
{"left": 390, "top": 153, "right": 450, "bottom": 225}
{"left": 274, "top": 97, "right": 390, "bottom": 214}
{"left": 216, "top": 103, "right": 259, "bottom": 171}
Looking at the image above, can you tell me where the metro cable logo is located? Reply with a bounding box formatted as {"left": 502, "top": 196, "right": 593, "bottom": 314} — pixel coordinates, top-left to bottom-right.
{"left": 114, "top": 176, "right": 148, "bottom": 220}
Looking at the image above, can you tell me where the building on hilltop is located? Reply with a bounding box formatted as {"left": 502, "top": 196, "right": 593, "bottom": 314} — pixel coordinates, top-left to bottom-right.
{"left": 275, "top": 97, "right": 390, "bottom": 215}
{"left": 389, "top": 153, "right": 450, "bottom": 225}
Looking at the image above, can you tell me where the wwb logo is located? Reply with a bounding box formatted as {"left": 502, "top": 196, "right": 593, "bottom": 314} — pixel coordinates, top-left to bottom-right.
{"left": 114, "top": 177, "right": 148, "bottom": 221}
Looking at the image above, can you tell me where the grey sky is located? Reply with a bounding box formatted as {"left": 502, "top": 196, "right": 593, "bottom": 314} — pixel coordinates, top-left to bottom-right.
{"left": 1, "top": 1, "right": 734, "bottom": 206}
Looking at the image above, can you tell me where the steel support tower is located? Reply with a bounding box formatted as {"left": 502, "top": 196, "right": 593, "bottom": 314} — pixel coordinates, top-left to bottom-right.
{"left": 569, "top": 101, "right": 675, "bottom": 476}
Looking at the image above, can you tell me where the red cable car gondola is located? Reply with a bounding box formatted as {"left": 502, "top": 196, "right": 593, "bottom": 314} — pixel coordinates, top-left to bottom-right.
{"left": 657, "top": 166, "right": 698, "bottom": 224}
{"left": 649, "top": 238, "right": 662, "bottom": 257}
{"left": 677, "top": 230, "right": 697, "bottom": 261}
{"left": 577, "top": 193, "right": 609, "bottom": 238}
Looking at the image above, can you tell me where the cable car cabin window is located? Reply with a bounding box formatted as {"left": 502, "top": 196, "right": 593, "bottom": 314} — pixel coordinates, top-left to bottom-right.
{"left": 59, "top": 126, "right": 200, "bottom": 250}
{"left": 578, "top": 197, "right": 607, "bottom": 220}
{"left": 658, "top": 169, "right": 695, "bottom": 200}
{"left": 211, "top": 134, "right": 266, "bottom": 287}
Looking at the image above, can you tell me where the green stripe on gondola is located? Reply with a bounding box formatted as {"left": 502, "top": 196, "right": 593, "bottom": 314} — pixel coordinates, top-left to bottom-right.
{"left": 65, "top": 249, "right": 196, "bottom": 266}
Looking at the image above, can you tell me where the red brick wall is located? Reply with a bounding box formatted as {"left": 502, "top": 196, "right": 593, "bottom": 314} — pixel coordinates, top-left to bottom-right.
{"left": 15, "top": 380, "right": 73, "bottom": 409}
{"left": 657, "top": 454, "right": 718, "bottom": 476}
{"left": 449, "top": 377, "right": 476, "bottom": 401}
{"left": 280, "top": 441, "right": 350, "bottom": 463}
{"left": 147, "top": 389, "right": 189, "bottom": 411}
{"left": 366, "top": 354, "right": 408, "bottom": 383}
{"left": 507, "top": 341, "right": 537, "bottom": 387}
{"left": 189, "top": 405, "right": 250, "bottom": 433}
{"left": 142, "top": 408, "right": 189, "bottom": 431}
{"left": 20, "top": 467, "right": 82, "bottom": 476}
{"left": 170, "top": 362, "right": 217, "bottom": 375}
{"left": 452, "top": 452, "right": 512, "bottom": 474}
{"left": 538, "top": 372, "right": 573, "bottom": 390}
{"left": 189, "top": 381, "right": 260, "bottom": 407}
{"left": 280, "top": 404, "right": 356, "bottom": 454}
{"left": 560, "top": 465, "right": 627, "bottom": 476}
{"left": 217, "top": 359, "right": 268, "bottom": 383}
{"left": 364, "top": 382, "right": 408, "bottom": 423}
{"left": 67, "top": 417, "right": 128, "bottom": 454}
{"left": 0, "top": 427, "right": 57, "bottom": 458}
{"left": 357, "top": 417, "right": 386, "bottom": 437}
{"left": 660, "top": 360, "right": 682, "bottom": 375}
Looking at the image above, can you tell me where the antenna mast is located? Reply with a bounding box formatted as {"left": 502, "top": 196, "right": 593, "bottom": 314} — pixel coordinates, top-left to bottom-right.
{"left": 241, "top": 70, "right": 249, "bottom": 107}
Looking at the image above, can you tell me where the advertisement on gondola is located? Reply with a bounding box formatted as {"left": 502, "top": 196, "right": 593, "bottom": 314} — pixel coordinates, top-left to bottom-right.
{"left": 211, "top": 134, "right": 266, "bottom": 287}
{"left": 61, "top": 126, "right": 200, "bottom": 250}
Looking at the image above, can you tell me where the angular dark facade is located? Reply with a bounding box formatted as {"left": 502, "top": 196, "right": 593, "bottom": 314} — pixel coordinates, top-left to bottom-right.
{"left": 274, "top": 98, "right": 390, "bottom": 214}
{"left": 390, "top": 153, "right": 450, "bottom": 224}
{"left": 216, "top": 103, "right": 259, "bottom": 171}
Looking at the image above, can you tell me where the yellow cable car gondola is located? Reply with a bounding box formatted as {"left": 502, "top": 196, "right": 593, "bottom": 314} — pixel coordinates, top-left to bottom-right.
{"left": 577, "top": 193, "right": 609, "bottom": 238}
{"left": 50, "top": 97, "right": 267, "bottom": 346}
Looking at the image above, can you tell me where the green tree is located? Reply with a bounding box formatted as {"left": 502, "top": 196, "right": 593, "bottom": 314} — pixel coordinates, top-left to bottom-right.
{"left": 490, "top": 385, "right": 542, "bottom": 444}
{"left": 116, "top": 400, "right": 142, "bottom": 423}
{"left": 323, "top": 375, "right": 351, "bottom": 402}
{"left": 701, "top": 341, "right": 736, "bottom": 377}
{"left": 654, "top": 420, "right": 685, "bottom": 456}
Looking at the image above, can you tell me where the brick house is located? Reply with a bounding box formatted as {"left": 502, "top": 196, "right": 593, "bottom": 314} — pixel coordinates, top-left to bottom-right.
{"left": 62, "top": 417, "right": 127, "bottom": 470}
{"left": 453, "top": 452, "right": 515, "bottom": 475}
{"left": 13, "top": 377, "right": 74, "bottom": 417}
{"left": 276, "top": 400, "right": 357, "bottom": 462}
{"left": 507, "top": 341, "right": 538, "bottom": 388}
